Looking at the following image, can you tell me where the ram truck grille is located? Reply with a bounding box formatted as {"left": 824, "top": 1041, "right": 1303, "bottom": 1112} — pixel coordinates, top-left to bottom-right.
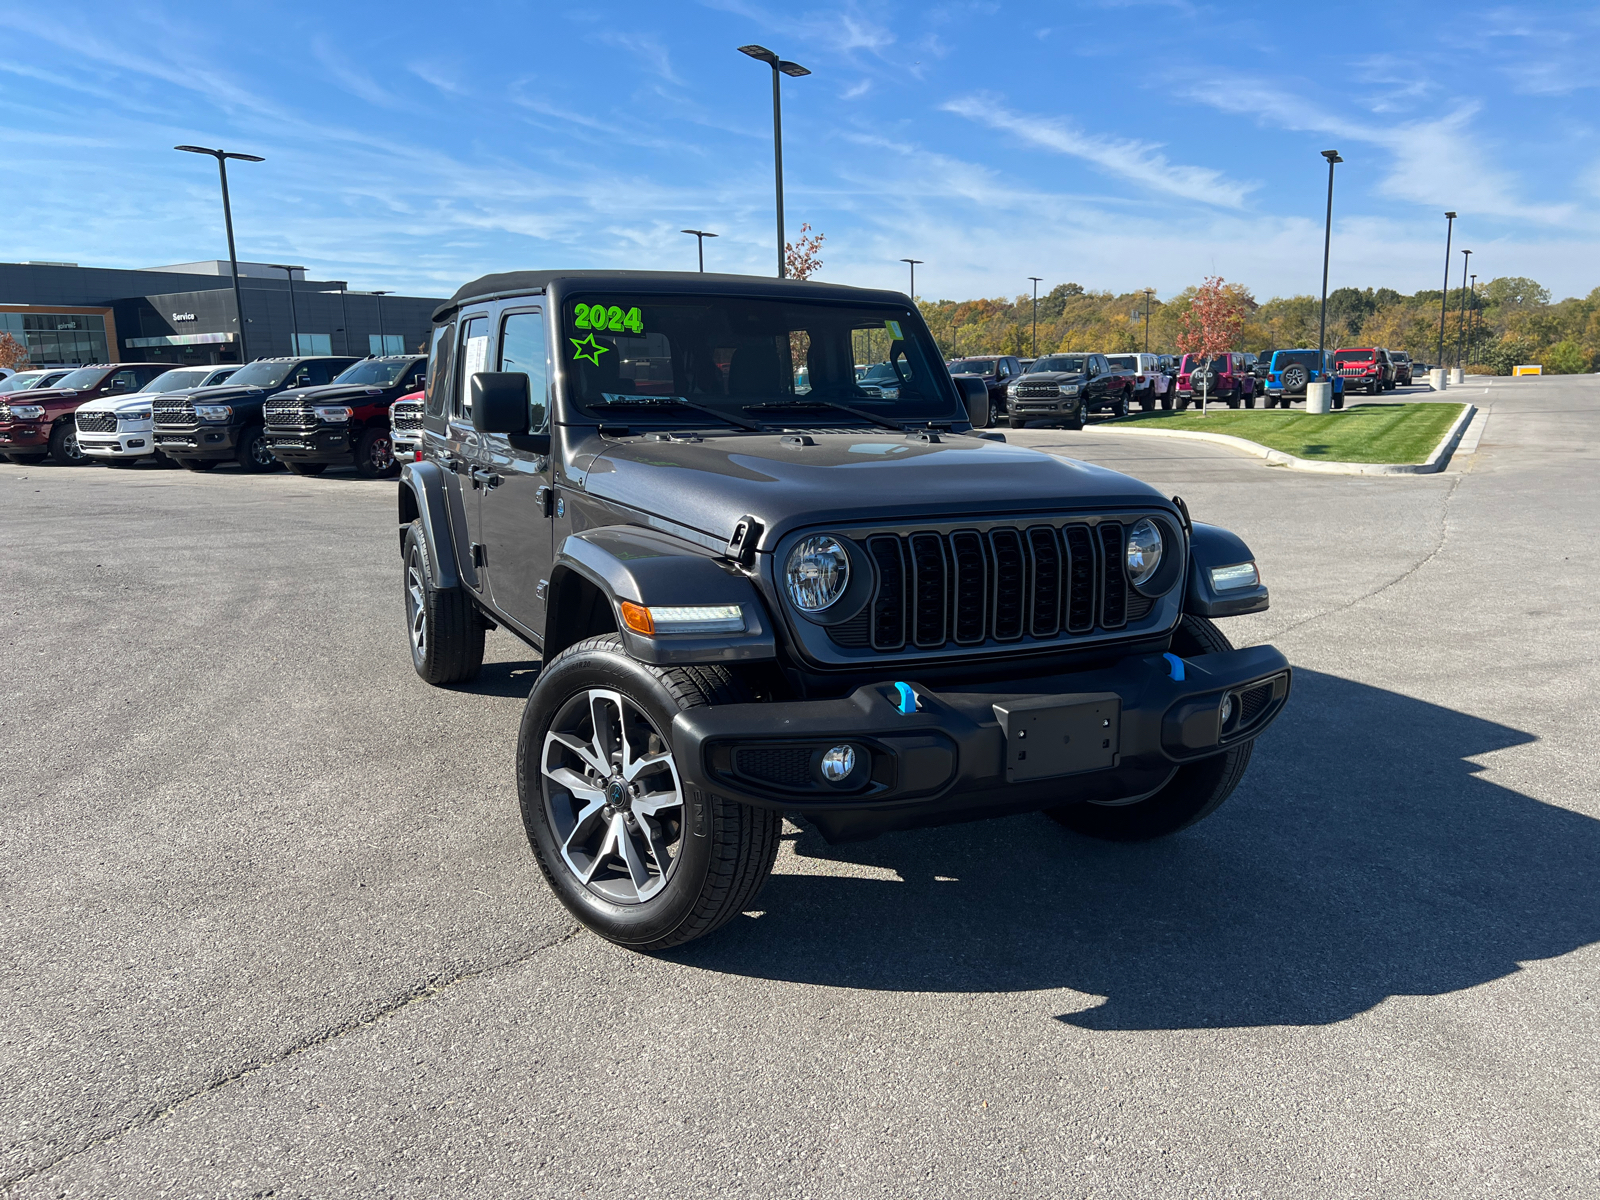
{"left": 827, "top": 519, "right": 1158, "bottom": 653}
{"left": 75, "top": 411, "right": 118, "bottom": 433}
{"left": 390, "top": 402, "right": 424, "bottom": 432}
{"left": 1014, "top": 384, "right": 1063, "bottom": 399}
{"left": 265, "top": 397, "right": 317, "bottom": 429}
{"left": 153, "top": 398, "right": 196, "bottom": 429}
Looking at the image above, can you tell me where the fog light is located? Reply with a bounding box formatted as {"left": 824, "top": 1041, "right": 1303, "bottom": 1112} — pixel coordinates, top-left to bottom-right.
{"left": 1220, "top": 692, "right": 1236, "bottom": 728}
{"left": 820, "top": 745, "right": 857, "bottom": 783}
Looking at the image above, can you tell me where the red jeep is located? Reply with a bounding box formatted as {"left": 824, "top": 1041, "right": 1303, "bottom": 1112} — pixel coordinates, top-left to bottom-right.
{"left": 1334, "top": 348, "right": 1397, "bottom": 395}
{"left": 0, "top": 363, "right": 173, "bottom": 465}
{"left": 1175, "top": 352, "right": 1256, "bottom": 409}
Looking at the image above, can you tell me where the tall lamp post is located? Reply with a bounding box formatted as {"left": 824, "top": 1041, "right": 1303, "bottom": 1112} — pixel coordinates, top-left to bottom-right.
{"left": 900, "top": 258, "right": 923, "bottom": 302}
{"left": 1316, "top": 150, "right": 1342, "bottom": 367}
{"left": 174, "top": 144, "right": 264, "bottom": 363}
{"left": 1467, "top": 272, "right": 1478, "bottom": 368}
{"left": 372, "top": 290, "right": 392, "bottom": 354}
{"left": 681, "top": 229, "right": 718, "bottom": 272}
{"left": 1437, "top": 211, "right": 1456, "bottom": 368}
{"left": 1456, "top": 249, "right": 1472, "bottom": 368}
{"left": 1142, "top": 287, "right": 1155, "bottom": 353}
{"left": 1028, "top": 277, "right": 1043, "bottom": 357}
{"left": 738, "top": 45, "right": 810, "bottom": 278}
{"left": 266, "top": 264, "right": 304, "bottom": 354}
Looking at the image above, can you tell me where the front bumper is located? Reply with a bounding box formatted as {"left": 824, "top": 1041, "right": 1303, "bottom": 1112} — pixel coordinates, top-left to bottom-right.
{"left": 153, "top": 426, "right": 239, "bottom": 460}
{"left": 1007, "top": 396, "right": 1082, "bottom": 416}
{"left": 266, "top": 427, "right": 355, "bottom": 463}
{"left": 80, "top": 427, "right": 154, "bottom": 457}
{"left": 0, "top": 423, "right": 47, "bottom": 451}
{"left": 672, "top": 644, "right": 1290, "bottom": 842}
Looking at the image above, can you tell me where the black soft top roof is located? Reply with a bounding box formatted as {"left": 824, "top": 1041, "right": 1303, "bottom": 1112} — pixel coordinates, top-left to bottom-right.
{"left": 436, "top": 269, "right": 910, "bottom": 322}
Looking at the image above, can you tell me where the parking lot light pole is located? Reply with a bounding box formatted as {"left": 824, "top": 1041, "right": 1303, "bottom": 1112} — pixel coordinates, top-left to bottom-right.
{"left": 1316, "top": 150, "right": 1342, "bottom": 366}
{"left": 1142, "top": 287, "right": 1154, "bottom": 353}
{"left": 738, "top": 45, "right": 810, "bottom": 278}
{"left": 1456, "top": 249, "right": 1472, "bottom": 368}
{"left": 1437, "top": 212, "right": 1456, "bottom": 368}
{"left": 1468, "top": 272, "right": 1478, "bottom": 367}
{"left": 1029, "top": 277, "right": 1043, "bottom": 357}
{"left": 174, "top": 144, "right": 264, "bottom": 363}
{"left": 372, "top": 291, "right": 392, "bottom": 353}
{"left": 681, "top": 229, "right": 718, "bottom": 272}
{"left": 900, "top": 258, "right": 923, "bottom": 302}
{"left": 267, "top": 264, "right": 304, "bottom": 354}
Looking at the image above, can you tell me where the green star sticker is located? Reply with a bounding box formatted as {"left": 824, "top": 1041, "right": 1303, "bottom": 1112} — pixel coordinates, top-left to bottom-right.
{"left": 570, "top": 333, "right": 610, "bottom": 366}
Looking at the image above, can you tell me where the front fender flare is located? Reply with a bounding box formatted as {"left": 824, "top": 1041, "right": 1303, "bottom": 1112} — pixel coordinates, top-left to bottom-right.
{"left": 398, "top": 460, "right": 460, "bottom": 591}
{"left": 554, "top": 526, "right": 776, "bottom": 665}
{"left": 1186, "top": 522, "right": 1270, "bottom": 617}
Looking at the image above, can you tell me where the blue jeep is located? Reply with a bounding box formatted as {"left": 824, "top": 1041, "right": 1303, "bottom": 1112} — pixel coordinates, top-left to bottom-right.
{"left": 1262, "top": 349, "right": 1345, "bottom": 410}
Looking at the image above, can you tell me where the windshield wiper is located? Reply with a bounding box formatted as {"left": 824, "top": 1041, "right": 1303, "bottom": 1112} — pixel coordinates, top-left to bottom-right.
{"left": 742, "top": 399, "right": 908, "bottom": 433}
{"left": 589, "top": 396, "right": 765, "bottom": 432}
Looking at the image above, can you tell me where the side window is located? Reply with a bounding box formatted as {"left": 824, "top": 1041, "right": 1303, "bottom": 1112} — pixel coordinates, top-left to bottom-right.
{"left": 425, "top": 322, "right": 454, "bottom": 417}
{"left": 456, "top": 316, "right": 489, "bottom": 419}
{"left": 498, "top": 310, "right": 549, "bottom": 433}
{"left": 109, "top": 369, "right": 140, "bottom": 391}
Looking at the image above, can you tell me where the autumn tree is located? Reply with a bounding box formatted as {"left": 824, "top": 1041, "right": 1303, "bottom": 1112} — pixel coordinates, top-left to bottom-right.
{"left": 784, "top": 223, "right": 825, "bottom": 281}
{"left": 1176, "top": 277, "right": 1249, "bottom": 412}
{"left": 0, "top": 333, "right": 28, "bottom": 372}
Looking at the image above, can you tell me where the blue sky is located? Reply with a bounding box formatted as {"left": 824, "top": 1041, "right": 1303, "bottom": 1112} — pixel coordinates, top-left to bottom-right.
{"left": 3, "top": 1, "right": 1596, "bottom": 303}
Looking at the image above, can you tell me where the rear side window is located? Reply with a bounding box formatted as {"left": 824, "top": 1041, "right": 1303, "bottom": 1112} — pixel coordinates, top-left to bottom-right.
{"left": 426, "top": 322, "right": 455, "bottom": 417}
{"left": 498, "top": 310, "right": 549, "bottom": 433}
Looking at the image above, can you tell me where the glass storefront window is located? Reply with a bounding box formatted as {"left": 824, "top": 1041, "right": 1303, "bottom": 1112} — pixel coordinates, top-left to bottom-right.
{"left": 0, "top": 311, "right": 108, "bottom": 364}
{"left": 292, "top": 333, "right": 333, "bottom": 355}
{"left": 370, "top": 334, "right": 405, "bottom": 355}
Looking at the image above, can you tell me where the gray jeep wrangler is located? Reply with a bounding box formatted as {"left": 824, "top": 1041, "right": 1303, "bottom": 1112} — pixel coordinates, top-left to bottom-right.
{"left": 398, "top": 270, "right": 1289, "bottom": 949}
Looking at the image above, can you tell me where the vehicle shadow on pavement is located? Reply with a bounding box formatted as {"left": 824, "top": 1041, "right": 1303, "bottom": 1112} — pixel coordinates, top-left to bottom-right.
{"left": 671, "top": 669, "right": 1600, "bottom": 1030}
{"left": 452, "top": 658, "right": 541, "bottom": 699}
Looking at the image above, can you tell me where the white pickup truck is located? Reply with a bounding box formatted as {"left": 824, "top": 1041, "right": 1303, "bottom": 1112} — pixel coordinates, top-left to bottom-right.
{"left": 1104, "top": 353, "right": 1173, "bottom": 412}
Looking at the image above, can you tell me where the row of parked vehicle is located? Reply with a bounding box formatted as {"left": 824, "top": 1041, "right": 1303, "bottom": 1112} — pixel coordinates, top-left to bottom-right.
{"left": 0, "top": 355, "right": 428, "bottom": 475}
{"left": 944, "top": 345, "right": 1427, "bottom": 429}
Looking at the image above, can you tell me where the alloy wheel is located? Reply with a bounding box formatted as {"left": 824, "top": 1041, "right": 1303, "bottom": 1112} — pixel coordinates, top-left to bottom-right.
{"left": 62, "top": 430, "right": 83, "bottom": 461}
{"left": 405, "top": 547, "right": 427, "bottom": 658}
{"left": 369, "top": 435, "right": 394, "bottom": 473}
{"left": 250, "top": 435, "right": 275, "bottom": 468}
{"left": 542, "top": 688, "right": 684, "bottom": 904}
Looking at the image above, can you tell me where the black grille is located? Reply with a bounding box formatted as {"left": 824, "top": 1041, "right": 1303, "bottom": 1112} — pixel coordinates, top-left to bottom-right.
{"left": 831, "top": 519, "right": 1164, "bottom": 655}
{"left": 265, "top": 396, "right": 316, "bottom": 428}
{"left": 1239, "top": 682, "right": 1273, "bottom": 724}
{"left": 732, "top": 747, "right": 811, "bottom": 788}
{"left": 1014, "top": 384, "right": 1062, "bottom": 399}
{"left": 391, "top": 402, "right": 424, "bottom": 432}
{"left": 75, "top": 411, "right": 118, "bottom": 433}
{"left": 153, "top": 397, "right": 195, "bottom": 429}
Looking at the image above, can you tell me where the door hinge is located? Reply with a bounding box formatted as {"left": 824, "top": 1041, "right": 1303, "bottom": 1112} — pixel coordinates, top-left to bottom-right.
{"left": 536, "top": 578, "right": 549, "bottom": 601}
{"left": 471, "top": 542, "right": 486, "bottom": 568}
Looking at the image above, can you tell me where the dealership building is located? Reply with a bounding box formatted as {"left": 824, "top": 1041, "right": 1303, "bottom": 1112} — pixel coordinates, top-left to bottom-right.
{"left": 0, "top": 260, "right": 444, "bottom": 367}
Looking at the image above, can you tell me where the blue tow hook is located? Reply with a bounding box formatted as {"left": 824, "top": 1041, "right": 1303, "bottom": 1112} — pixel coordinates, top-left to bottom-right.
{"left": 894, "top": 682, "right": 919, "bottom": 714}
{"left": 1163, "top": 653, "right": 1186, "bottom": 682}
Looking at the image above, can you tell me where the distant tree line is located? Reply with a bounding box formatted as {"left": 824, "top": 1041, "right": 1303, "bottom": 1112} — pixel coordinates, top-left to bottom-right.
{"left": 918, "top": 277, "right": 1599, "bottom": 375}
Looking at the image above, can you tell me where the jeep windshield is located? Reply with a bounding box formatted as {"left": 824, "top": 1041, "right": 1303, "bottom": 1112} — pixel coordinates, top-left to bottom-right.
{"left": 948, "top": 359, "right": 998, "bottom": 375}
{"left": 1335, "top": 350, "right": 1376, "bottom": 364}
{"left": 561, "top": 294, "right": 962, "bottom": 427}
{"left": 1026, "top": 356, "right": 1085, "bottom": 373}
{"left": 333, "top": 359, "right": 413, "bottom": 387}
{"left": 227, "top": 361, "right": 299, "bottom": 388}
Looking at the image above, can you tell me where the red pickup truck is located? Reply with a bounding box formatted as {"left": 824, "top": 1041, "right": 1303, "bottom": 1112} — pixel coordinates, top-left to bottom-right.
{"left": 0, "top": 362, "right": 173, "bottom": 465}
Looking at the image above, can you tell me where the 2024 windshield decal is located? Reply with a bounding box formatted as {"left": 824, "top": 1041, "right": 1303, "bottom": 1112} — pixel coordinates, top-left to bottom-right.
{"left": 572, "top": 304, "right": 644, "bottom": 335}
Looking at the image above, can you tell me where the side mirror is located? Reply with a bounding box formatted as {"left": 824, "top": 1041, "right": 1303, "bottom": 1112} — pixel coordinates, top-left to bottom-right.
{"left": 470, "top": 372, "right": 549, "bottom": 453}
{"left": 954, "top": 375, "right": 989, "bottom": 428}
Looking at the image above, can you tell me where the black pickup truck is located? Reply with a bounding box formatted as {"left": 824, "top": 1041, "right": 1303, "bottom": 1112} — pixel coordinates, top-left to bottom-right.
{"left": 1004, "top": 352, "right": 1135, "bottom": 427}
{"left": 153, "top": 356, "right": 358, "bottom": 471}
{"left": 264, "top": 354, "right": 426, "bottom": 477}
{"left": 397, "top": 270, "right": 1289, "bottom": 950}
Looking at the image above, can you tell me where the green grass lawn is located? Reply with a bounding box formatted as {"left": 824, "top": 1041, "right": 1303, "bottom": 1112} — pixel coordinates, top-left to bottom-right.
{"left": 1107, "top": 402, "right": 1467, "bottom": 464}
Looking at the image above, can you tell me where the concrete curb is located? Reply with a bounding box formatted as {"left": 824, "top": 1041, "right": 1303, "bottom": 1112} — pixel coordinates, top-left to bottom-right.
{"left": 1092, "top": 403, "right": 1477, "bottom": 476}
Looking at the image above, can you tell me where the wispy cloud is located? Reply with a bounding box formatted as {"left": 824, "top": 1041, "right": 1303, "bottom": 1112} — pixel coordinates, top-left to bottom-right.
{"left": 943, "top": 94, "right": 1255, "bottom": 207}
{"left": 596, "top": 31, "right": 684, "bottom": 85}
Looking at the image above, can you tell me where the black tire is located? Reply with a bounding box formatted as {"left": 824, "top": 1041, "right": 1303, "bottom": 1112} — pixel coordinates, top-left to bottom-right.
{"left": 1111, "top": 392, "right": 1128, "bottom": 419}
{"left": 48, "top": 422, "right": 90, "bottom": 466}
{"left": 1047, "top": 615, "right": 1252, "bottom": 841}
{"left": 7, "top": 453, "right": 48, "bottom": 464}
{"left": 1367, "top": 379, "right": 1379, "bottom": 396}
{"left": 235, "top": 424, "right": 277, "bottom": 473}
{"left": 181, "top": 458, "right": 216, "bottom": 472}
{"left": 1160, "top": 386, "right": 1174, "bottom": 411}
{"left": 1225, "top": 392, "right": 1241, "bottom": 409}
{"left": 1064, "top": 415, "right": 1085, "bottom": 430}
{"left": 355, "top": 427, "right": 397, "bottom": 478}
{"left": 1008, "top": 417, "right": 1026, "bottom": 429}
{"left": 517, "top": 633, "right": 781, "bottom": 950}
{"left": 402, "top": 519, "right": 485, "bottom": 685}
{"left": 1259, "top": 394, "right": 1275, "bottom": 410}
{"left": 1281, "top": 364, "right": 1308, "bottom": 393}
{"left": 154, "top": 451, "right": 181, "bottom": 469}
{"left": 1175, "top": 396, "right": 1190, "bottom": 412}
{"left": 1138, "top": 391, "right": 1155, "bottom": 413}
{"left": 1333, "top": 395, "right": 1345, "bottom": 410}
{"left": 286, "top": 461, "right": 327, "bottom": 476}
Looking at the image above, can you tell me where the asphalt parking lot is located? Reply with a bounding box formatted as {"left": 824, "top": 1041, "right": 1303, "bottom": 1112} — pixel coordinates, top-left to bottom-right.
{"left": 3, "top": 374, "right": 1596, "bottom": 1198}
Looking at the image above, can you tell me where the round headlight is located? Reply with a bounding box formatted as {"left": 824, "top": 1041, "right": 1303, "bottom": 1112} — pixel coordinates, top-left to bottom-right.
{"left": 786, "top": 535, "right": 850, "bottom": 612}
{"left": 1125, "top": 519, "right": 1163, "bottom": 588}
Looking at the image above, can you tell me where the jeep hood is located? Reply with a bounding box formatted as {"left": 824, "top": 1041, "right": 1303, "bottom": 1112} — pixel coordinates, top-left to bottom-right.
{"left": 582, "top": 431, "right": 1169, "bottom": 545}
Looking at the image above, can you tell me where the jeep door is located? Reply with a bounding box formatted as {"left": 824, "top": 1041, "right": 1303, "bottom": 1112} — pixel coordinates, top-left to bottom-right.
{"left": 476, "top": 305, "right": 553, "bottom": 638}
{"left": 444, "top": 312, "right": 490, "bottom": 591}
